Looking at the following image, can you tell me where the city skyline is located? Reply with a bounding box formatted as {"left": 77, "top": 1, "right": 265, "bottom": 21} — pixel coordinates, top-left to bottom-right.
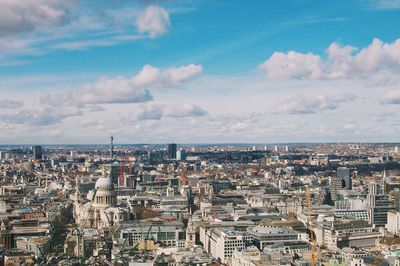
{"left": 1, "top": 0, "right": 400, "bottom": 144}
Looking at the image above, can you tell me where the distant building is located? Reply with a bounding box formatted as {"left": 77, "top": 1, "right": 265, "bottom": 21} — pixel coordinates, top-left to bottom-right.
{"left": 0, "top": 151, "right": 8, "bottom": 160}
{"left": 109, "top": 162, "right": 120, "bottom": 185}
{"left": 176, "top": 149, "right": 187, "bottom": 161}
{"left": 110, "top": 135, "right": 114, "bottom": 159}
{"left": 330, "top": 176, "right": 343, "bottom": 200}
{"left": 168, "top": 143, "right": 177, "bottom": 159}
{"left": 32, "top": 145, "right": 42, "bottom": 160}
{"left": 337, "top": 167, "right": 351, "bottom": 190}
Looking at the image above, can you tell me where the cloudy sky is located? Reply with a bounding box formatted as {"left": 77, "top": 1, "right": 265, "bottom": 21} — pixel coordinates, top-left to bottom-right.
{"left": 1, "top": 0, "right": 400, "bottom": 144}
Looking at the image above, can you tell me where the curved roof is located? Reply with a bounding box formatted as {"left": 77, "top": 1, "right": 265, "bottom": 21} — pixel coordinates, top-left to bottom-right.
{"left": 95, "top": 175, "right": 114, "bottom": 190}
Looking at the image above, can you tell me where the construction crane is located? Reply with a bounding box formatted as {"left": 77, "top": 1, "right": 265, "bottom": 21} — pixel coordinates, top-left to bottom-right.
{"left": 142, "top": 224, "right": 162, "bottom": 260}
{"left": 306, "top": 185, "right": 316, "bottom": 266}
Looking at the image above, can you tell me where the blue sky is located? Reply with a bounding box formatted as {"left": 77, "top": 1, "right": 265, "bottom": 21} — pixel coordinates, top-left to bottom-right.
{"left": 1, "top": 0, "right": 400, "bottom": 144}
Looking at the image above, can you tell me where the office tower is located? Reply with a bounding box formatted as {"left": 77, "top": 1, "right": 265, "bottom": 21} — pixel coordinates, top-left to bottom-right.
{"left": 176, "top": 149, "right": 187, "bottom": 161}
{"left": 110, "top": 135, "right": 114, "bottom": 159}
{"left": 395, "top": 146, "right": 399, "bottom": 154}
{"left": 330, "top": 176, "right": 343, "bottom": 200}
{"left": 32, "top": 145, "right": 43, "bottom": 160}
{"left": 337, "top": 167, "right": 352, "bottom": 190}
{"left": 193, "top": 161, "right": 201, "bottom": 172}
{"left": 168, "top": 143, "right": 177, "bottom": 159}
{"left": 367, "top": 182, "right": 394, "bottom": 227}
{"left": 110, "top": 161, "right": 120, "bottom": 185}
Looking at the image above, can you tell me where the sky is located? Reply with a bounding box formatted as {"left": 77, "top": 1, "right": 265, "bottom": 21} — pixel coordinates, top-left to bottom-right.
{"left": 1, "top": 0, "right": 400, "bottom": 144}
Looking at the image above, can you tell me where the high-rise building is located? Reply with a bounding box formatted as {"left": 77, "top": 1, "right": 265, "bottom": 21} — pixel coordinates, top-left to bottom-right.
{"left": 110, "top": 162, "right": 120, "bottom": 185}
{"left": 368, "top": 182, "right": 395, "bottom": 227}
{"left": 337, "top": 167, "right": 352, "bottom": 190}
{"left": 32, "top": 145, "right": 43, "bottom": 160}
{"left": 168, "top": 143, "right": 177, "bottom": 159}
{"left": 176, "top": 149, "right": 187, "bottom": 161}
{"left": 110, "top": 135, "right": 114, "bottom": 160}
{"left": 330, "top": 176, "right": 343, "bottom": 200}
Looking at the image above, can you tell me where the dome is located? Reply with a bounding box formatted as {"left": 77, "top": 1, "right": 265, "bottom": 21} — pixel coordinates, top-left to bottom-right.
{"left": 95, "top": 176, "right": 114, "bottom": 190}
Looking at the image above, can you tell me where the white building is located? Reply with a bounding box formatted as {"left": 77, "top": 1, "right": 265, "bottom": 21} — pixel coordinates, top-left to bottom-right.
{"left": 74, "top": 175, "right": 130, "bottom": 229}
{"left": 231, "top": 245, "right": 293, "bottom": 266}
{"left": 120, "top": 220, "right": 186, "bottom": 249}
{"left": 386, "top": 210, "right": 400, "bottom": 236}
{"left": 231, "top": 246, "right": 263, "bottom": 266}
{"left": 202, "top": 227, "right": 252, "bottom": 263}
{"left": 314, "top": 216, "right": 382, "bottom": 250}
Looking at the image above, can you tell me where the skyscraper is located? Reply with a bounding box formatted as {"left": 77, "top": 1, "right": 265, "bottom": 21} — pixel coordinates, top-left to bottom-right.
{"left": 168, "top": 143, "right": 177, "bottom": 159}
{"left": 176, "top": 149, "right": 187, "bottom": 161}
{"left": 32, "top": 145, "right": 43, "bottom": 160}
{"left": 110, "top": 135, "right": 114, "bottom": 160}
{"left": 337, "top": 167, "right": 352, "bottom": 190}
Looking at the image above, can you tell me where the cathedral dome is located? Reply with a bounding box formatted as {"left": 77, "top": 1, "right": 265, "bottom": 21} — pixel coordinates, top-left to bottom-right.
{"left": 95, "top": 176, "right": 114, "bottom": 190}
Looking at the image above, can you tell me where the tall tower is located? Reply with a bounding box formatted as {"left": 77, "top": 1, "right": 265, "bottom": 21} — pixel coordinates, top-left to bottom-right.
{"left": 337, "top": 167, "right": 351, "bottom": 190}
{"left": 110, "top": 135, "right": 114, "bottom": 160}
{"left": 382, "top": 167, "right": 387, "bottom": 194}
{"left": 186, "top": 209, "right": 196, "bottom": 249}
{"left": 32, "top": 145, "right": 43, "bottom": 160}
{"left": 167, "top": 143, "right": 177, "bottom": 159}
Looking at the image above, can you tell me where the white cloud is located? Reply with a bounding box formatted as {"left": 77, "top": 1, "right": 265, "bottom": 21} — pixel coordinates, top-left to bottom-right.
{"left": 136, "top": 5, "right": 170, "bottom": 37}
{"left": 0, "top": 3, "right": 175, "bottom": 63}
{"left": 137, "top": 103, "right": 207, "bottom": 120}
{"left": 273, "top": 94, "right": 357, "bottom": 114}
{"left": 0, "top": 64, "right": 203, "bottom": 127}
{"left": 372, "top": 0, "right": 400, "bottom": 9}
{"left": 41, "top": 64, "right": 202, "bottom": 106}
{"left": 343, "top": 120, "right": 356, "bottom": 130}
{"left": 260, "top": 51, "right": 324, "bottom": 79}
{"left": 0, "top": 0, "right": 70, "bottom": 37}
{"left": 260, "top": 38, "right": 400, "bottom": 80}
{"left": 51, "top": 35, "right": 144, "bottom": 51}
{"left": 0, "top": 100, "right": 24, "bottom": 109}
{"left": 382, "top": 90, "right": 400, "bottom": 104}
{"left": 0, "top": 106, "right": 82, "bottom": 126}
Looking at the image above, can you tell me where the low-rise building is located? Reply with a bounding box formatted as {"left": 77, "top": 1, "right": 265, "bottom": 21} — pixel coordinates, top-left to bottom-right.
{"left": 314, "top": 216, "right": 382, "bottom": 250}
{"left": 202, "top": 227, "right": 252, "bottom": 263}
{"left": 246, "top": 225, "right": 309, "bottom": 252}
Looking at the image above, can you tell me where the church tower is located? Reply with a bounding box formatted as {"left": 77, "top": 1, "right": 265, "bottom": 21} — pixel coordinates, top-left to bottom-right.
{"left": 186, "top": 210, "right": 195, "bottom": 249}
